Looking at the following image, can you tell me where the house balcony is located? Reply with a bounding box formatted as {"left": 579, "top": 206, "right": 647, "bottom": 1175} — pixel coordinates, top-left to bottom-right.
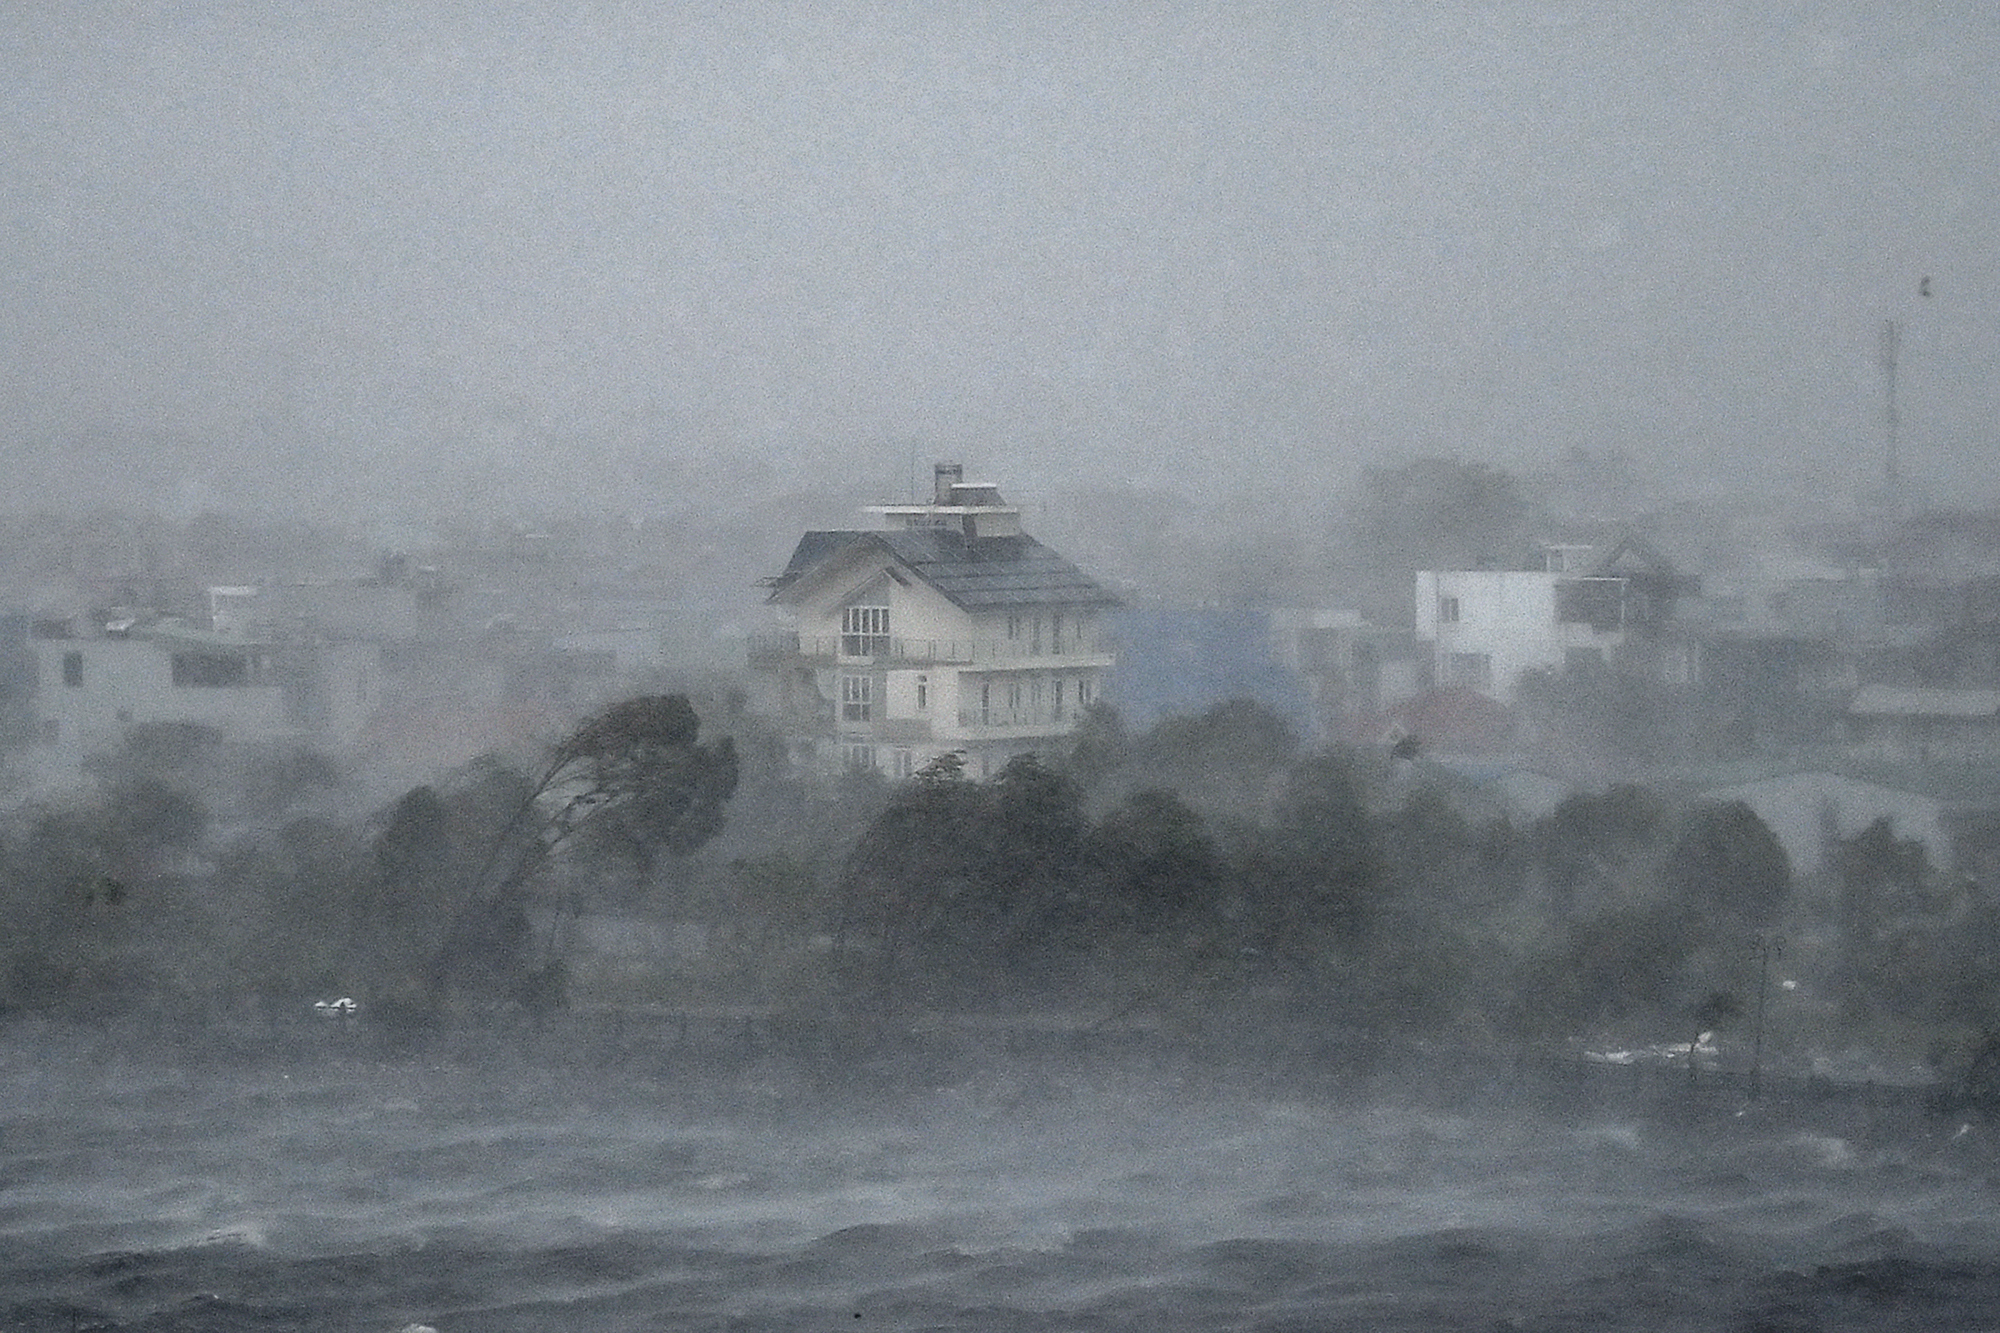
{"left": 748, "top": 630, "right": 1114, "bottom": 670}
{"left": 952, "top": 706, "right": 1081, "bottom": 737}
{"left": 871, "top": 717, "right": 935, "bottom": 744}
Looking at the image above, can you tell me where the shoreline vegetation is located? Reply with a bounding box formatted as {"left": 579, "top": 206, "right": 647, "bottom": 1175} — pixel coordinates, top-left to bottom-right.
{"left": 6, "top": 693, "right": 2000, "bottom": 1124}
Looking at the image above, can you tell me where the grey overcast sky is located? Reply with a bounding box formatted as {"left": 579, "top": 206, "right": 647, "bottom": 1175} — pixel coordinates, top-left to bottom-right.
{"left": 2, "top": 2, "right": 1995, "bottom": 522}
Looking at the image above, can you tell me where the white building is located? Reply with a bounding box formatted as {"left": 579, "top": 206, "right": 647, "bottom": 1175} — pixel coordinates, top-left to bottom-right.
{"left": 15, "top": 615, "right": 382, "bottom": 794}
{"left": 1414, "top": 535, "right": 1693, "bottom": 702}
{"left": 751, "top": 463, "right": 1120, "bottom": 778}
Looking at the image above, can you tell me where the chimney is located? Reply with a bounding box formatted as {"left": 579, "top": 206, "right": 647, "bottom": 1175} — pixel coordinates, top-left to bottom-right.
{"left": 933, "top": 462, "right": 963, "bottom": 506}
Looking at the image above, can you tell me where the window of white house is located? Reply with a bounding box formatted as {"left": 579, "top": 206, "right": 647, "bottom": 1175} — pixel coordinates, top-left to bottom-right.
{"left": 843, "top": 743, "right": 876, "bottom": 770}
{"left": 172, "top": 651, "right": 250, "bottom": 687}
{"left": 840, "top": 674, "right": 873, "bottom": 722}
{"left": 1437, "top": 595, "right": 1461, "bottom": 624}
{"left": 1051, "top": 612, "right": 1064, "bottom": 648}
{"left": 915, "top": 674, "right": 929, "bottom": 711}
{"left": 1077, "top": 676, "right": 1095, "bottom": 707}
{"left": 1445, "top": 652, "right": 1492, "bottom": 689}
{"left": 1007, "top": 615, "right": 1022, "bottom": 640}
{"left": 841, "top": 605, "right": 890, "bottom": 656}
{"left": 1053, "top": 678, "right": 1066, "bottom": 719}
{"left": 1007, "top": 680, "right": 1023, "bottom": 709}
{"left": 891, "top": 748, "right": 914, "bottom": 779}
{"left": 62, "top": 650, "right": 82, "bottom": 687}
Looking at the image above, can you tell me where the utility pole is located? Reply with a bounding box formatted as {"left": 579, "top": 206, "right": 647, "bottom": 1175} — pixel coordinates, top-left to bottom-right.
{"left": 1881, "top": 318, "right": 1902, "bottom": 500}
{"left": 1879, "top": 277, "right": 1933, "bottom": 520}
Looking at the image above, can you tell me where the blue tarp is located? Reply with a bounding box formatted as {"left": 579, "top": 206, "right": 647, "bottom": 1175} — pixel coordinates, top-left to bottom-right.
{"left": 1104, "top": 607, "right": 1313, "bottom": 734}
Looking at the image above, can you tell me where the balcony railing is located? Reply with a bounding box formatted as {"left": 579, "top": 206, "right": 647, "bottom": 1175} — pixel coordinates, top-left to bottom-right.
{"left": 954, "top": 706, "right": 1077, "bottom": 732}
{"left": 748, "top": 630, "right": 1114, "bottom": 667}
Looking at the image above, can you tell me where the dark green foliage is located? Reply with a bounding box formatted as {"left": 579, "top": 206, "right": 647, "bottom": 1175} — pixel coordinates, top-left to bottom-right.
{"left": 1660, "top": 799, "right": 1791, "bottom": 928}
{"left": 1507, "top": 899, "right": 1705, "bottom": 1037}
{"left": 991, "top": 754, "right": 1088, "bottom": 880}
{"left": 1536, "top": 784, "right": 1666, "bottom": 919}
{"left": 836, "top": 753, "right": 1111, "bottom": 1003}
{"left": 241, "top": 745, "right": 344, "bottom": 817}
{"left": 1091, "top": 788, "right": 1221, "bottom": 934}
{"left": 1377, "top": 784, "right": 1482, "bottom": 909}
{"left": 103, "top": 721, "right": 225, "bottom": 776}
{"left": 1266, "top": 751, "right": 1381, "bottom": 947}
{"left": 373, "top": 784, "right": 451, "bottom": 883}
{"left": 1830, "top": 817, "right": 1991, "bottom": 1028}
{"left": 430, "top": 694, "right": 740, "bottom": 1006}
{"left": 836, "top": 756, "right": 991, "bottom": 1002}
{"left": 1129, "top": 698, "right": 1298, "bottom": 818}
{"left": 1061, "top": 699, "right": 1297, "bottom": 825}
{"left": 101, "top": 775, "right": 209, "bottom": 851}
{"left": 1835, "top": 817, "right": 1933, "bottom": 942}
{"left": 209, "top": 816, "right": 375, "bottom": 995}
{"left": 351, "top": 782, "right": 491, "bottom": 1004}
{"left": 0, "top": 767, "right": 217, "bottom": 1012}
{"left": 915, "top": 749, "right": 968, "bottom": 783}
{"left": 1059, "top": 701, "right": 1128, "bottom": 790}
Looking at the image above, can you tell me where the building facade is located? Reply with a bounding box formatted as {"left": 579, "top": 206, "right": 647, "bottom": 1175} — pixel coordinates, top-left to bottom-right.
{"left": 751, "top": 463, "right": 1120, "bottom": 778}
{"left": 1414, "top": 535, "right": 1694, "bottom": 702}
{"left": 14, "top": 614, "right": 382, "bottom": 793}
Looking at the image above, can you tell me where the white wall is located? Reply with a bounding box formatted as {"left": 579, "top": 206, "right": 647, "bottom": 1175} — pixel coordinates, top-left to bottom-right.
{"left": 24, "top": 638, "right": 293, "bottom": 791}
{"left": 1417, "top": 570, "right": 1634, "bottom": 700}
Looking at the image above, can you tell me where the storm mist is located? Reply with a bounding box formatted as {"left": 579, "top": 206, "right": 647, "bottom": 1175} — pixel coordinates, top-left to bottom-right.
{"left": 3, "top": 2, "right": 1997, "bottom": 521}
{"left": 8, "top": 2, "right": 2000, "bottom": 1329}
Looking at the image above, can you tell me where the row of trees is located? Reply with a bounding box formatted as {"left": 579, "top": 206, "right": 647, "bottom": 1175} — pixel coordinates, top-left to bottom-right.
{"left": 806, "top": 716, "right": 1793, "bottom": 1040}
{"left": 3, "top": 690, "right": 1995, "bottom": 1067}
{"left": 0, "top": 696, "right": 738, "bottom": 1018}
{"left": 800, "top": 700, "right": 2000, "bottom": 1060}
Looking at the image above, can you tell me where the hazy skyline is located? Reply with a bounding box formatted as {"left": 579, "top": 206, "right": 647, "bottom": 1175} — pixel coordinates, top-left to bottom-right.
{"left": 3, "top": 2, "right": 1995, "bottom": 522}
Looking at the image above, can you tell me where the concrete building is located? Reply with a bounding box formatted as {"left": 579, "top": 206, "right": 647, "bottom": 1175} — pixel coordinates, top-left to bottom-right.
{"left": 1414, "top": 534, "right": 1694, "bottom": 702}
{"left": 14, "top": 611, "right": 382, "bottom": 794}
{"left": 751, "top": 463, "right": 1120, "bottom": 778}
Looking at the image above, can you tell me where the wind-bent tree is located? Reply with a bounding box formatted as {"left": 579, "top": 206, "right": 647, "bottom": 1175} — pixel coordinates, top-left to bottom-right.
{"left": 430, "top": 694, "right": 738, "bottom": 1006}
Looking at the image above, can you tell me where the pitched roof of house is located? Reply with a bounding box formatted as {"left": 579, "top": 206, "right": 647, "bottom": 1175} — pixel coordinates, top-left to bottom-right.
{"left": 766, "top": 529, "right": 1121, "bottom": 612}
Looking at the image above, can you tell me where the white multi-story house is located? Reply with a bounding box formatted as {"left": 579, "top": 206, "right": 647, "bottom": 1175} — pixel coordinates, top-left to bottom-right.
{"left": 751, "top": 463, "right": 1120, "bottom": 778}
{"left": 1413, "top": 534, "right": 1694, "bottom": 702}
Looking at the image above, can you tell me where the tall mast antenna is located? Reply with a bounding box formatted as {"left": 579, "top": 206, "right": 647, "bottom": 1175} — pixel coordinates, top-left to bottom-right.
{"left": 1880, "top": 317, "right": 1902, "bottom": 493}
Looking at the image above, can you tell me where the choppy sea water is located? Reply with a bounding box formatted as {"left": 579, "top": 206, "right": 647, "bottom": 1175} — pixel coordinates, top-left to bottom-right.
{"left": 5, "top": 1016, "right": 2000, "bottom": 1332}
